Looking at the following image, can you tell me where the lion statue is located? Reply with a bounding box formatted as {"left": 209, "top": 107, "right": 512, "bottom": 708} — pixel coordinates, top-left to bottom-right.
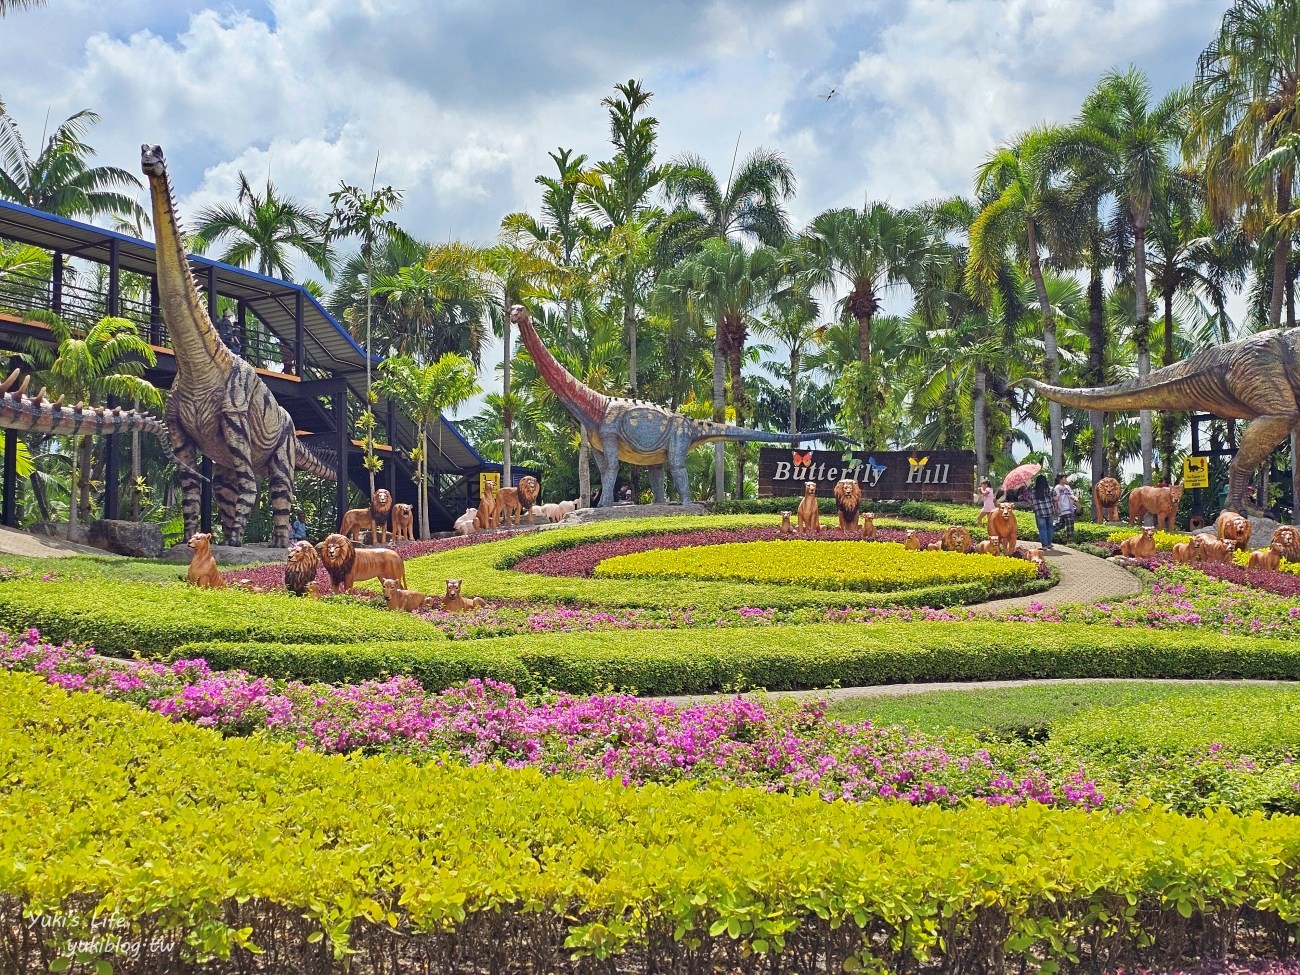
{"left": 987, "top": 503, "right": 1019, "bottom": 556}
{"left": 390, "top": 502, "right": 415, "bottom": 542}
{"left": 496, "top": 475, "right": 541, "bottom": 527}
{"left": 186, "top": 532, "right": 224, "bottom": 589}
{"left": 316, "top": 533, "right": 406, "bottom": 594}
{"left": 475, "top": 481, "right": 498, "bottom": 530}
{"left": 382, "top": 577, "right": 434, "bottom": 612}
{"left": 1118, "top": 526, "right": 1156, "bottom": 558}
{"left": 796, "top": 482, "right": 821, "bottom": 533}
{"left": 442, "top": 578, "right": 487, "bottom": 613}
{"left": 1272, "top": 524, "right": 1300, "bottom": 561}
{"left": 1215, "top": 509, "right": 1252, "bottom": 549}
{"left": 1128, "top": 484, "right": 1183, "bottom": 531}
{"left": 1249, "top": 540, "right": 1287, "bottom": 572}
{"left": 833, "top": 478, "right": 862, "bottom": 531}
{"left": 1093, "top": 477, "right": 1122, "bottom": 523}
{"left": 283, "top": 540, "right": 319, "bottom": 597}
{"left": 940, "top": 525, "right": 973, "bottom": 554}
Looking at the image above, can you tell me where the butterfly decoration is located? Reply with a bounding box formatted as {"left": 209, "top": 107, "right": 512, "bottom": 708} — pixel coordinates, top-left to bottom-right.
{"left": 791, "top": 451, "right": 813, "bottom": 467}
{"left": 866, "top": 456, "right": 887, "bottom": 477}
{"left": 907, "top": 456, "right": 929, "bottom": 472}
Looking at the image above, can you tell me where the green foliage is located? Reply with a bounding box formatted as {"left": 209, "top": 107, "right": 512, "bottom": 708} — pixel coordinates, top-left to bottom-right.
{"left": 899, "top": 500, "right": 1118, "bottom": 543}
{"left": 176, "top": 622, "right": 1300, "bottom": 696}
{"left": 713, "top": 497, "right": 905, "bottom": 515}
{"left": 5, "top": 670, "right": 1300, "bottom": 971}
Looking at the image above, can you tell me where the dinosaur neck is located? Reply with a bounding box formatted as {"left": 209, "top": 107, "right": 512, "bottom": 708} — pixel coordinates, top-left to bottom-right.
{"left": 146, "top": 168, "right": 232, "bottom": 383}
{"left": 515, "top": 313, "right": 609, "bottom": 425}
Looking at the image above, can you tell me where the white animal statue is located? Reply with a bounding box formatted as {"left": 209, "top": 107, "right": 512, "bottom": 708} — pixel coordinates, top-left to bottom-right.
{"left": 454, "top": 507, "right": 478, "bottom": 536}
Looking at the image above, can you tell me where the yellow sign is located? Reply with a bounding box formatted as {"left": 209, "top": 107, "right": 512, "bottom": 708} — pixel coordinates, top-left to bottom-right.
{"left": 1182, "top": 455, "right": 1209, "bottom": 489}
{"left": 478, "top": 472, "right": 500, "bottom": 498}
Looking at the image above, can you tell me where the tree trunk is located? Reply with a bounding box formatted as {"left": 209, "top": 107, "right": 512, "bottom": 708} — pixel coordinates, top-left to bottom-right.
{"left": 1134, "top": 221, "right": 1153, "bottom": 485}
{"left": 727, "top": 325, "right": 746, "bottom": 499}
{"left": 1026, "top": 218, "right": 1061, "bottom": 474}
{"left": 713, "top": 317, "right": 726, "bottom": 501}
{"left": 67, "top": 434, "right": 79, "bottom": 541}
{"left": 625, "top": 280, "right": 638, "bottom": 394}
{"left": 578, "top": 427, "right": 591, "bottom": 508}
{"left": 418, "top": 426, "right": 431, "bottom": 541}
{"left": 501, "top": 303, "right": 512, "bottom": 487}
{"left": 1160, "top": 288, "right": 1176, "bottom": 483}
{"left": 973, "top": 367, "right": 988, "bottom": 482}
{"left": 1088, "top": 256, "right": 1106, "bottom": 486}
{"left": 1270, "top": 171, "right": 1291, "bottom": 327}
{"left": 856, "top": 312, "right": 872, "bottom": 442}
{"left": 788, "top": 348, "right": 799, "bottom": 435}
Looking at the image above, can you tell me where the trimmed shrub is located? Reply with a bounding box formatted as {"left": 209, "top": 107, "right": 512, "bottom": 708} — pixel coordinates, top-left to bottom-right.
{"left": 900, "top": 500, "right": 1118, "bottom": 543}
{"left": 714, "top": 497, "right": 906, "bottom": 515}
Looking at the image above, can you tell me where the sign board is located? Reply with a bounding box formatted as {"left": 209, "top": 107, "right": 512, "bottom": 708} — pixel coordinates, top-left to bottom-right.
{"left": 478, "top": 472, "right": 500, "bottom": 499}
{"left": 757, "top": 448, "right": 975, "bottom": 502}
{"left": 1182, "top": 455, "right": 1210, "bottom": 489}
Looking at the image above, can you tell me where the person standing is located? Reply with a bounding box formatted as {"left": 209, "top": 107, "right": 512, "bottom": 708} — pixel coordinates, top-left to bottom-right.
{"left": 1052, "top": 474, "right": 1077, "bottom": 542}
{"left": 976, "top": 478, "right": 995, "bottom": 528}
{"left": 1031, "top": 474, "right": 1056, "bottom": 550}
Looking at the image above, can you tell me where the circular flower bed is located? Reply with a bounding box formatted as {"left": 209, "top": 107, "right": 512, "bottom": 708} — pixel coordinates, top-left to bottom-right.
{"left": 593, "top": 539, "right": 1038, "bottom": 593}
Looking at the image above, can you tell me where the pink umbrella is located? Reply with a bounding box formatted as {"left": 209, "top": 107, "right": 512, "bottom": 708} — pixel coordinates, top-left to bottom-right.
{"left": 1001, "top": 462, "right": 1041, "bottom": 495}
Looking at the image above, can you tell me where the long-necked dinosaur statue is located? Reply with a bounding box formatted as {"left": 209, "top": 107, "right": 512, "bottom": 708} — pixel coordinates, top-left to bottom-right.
{"left": 509, "top": 304, "right": 843, "bottom": 505}
{"left": 0, "top": 368, "right": 174, "bottom": 440}
{"left": 142, "top": 144, "right": 335, "bottom": 547}
{"left": 1030, "top": 328, "right": 1299, "bottom": 512}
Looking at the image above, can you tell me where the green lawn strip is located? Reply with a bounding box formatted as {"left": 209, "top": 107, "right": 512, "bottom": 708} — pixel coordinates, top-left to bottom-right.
{"left": 174, "top": 622, "right": 1300, "bottom": 696}
{"left": 898, "top": 501, "right": 1128, "bottom": 544}
{"left": 0, "top": 551, "right": 188, "bottom": 584}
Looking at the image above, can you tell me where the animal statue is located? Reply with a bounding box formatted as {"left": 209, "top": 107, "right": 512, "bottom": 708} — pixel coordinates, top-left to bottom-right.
{"left": 381, "top": 578, "right": 435, "bottom": 612}
{"left": 1025, "top": 548, "right": 1045, "bottom": 566}
{"left": 496, "top": 475, "right": 541, "bottom": 527}
{"left": 860, "top": 512, "right": 876, "bottom": 541}
{"left": 975, "top": 537, "right": 1001, "bottom": 555}
{"left": 531, "top": 502, "right": 560, "bottom": 524}
{"left": 283, "top": 540, "right": 319, "bottom": 596}
{"left": 1249, "top": 541, "right": 1286, "bottom": 572}
{"left": 510, "top": 305, "right": 843, "bottom": 504}
{"left": 796, "top": 483, "right": 821, "bottom": 533}
{"left": 987, "top": 503, "right": 1019, "bottom": 556}
{"left": 1201, "top": 537, "right": 1233, "bottom": 564}
{"left": 141, "top": 145, "right": 335, "bottom": 546}
{"left": 338, "top": 494, "right": 391, "bottom": 543}
{"left": 903, "top": 530, "right": 920, "bottom": 551}
{"left": 1172, "top": 534, "right": 1207, "bottom": 565}
{"left": 1093, "top": 477, "right": 1122, "bottom": 523}
{"left": 1128, "top": 484, "right": 1183, "bottom": 531}
{"left": 941, "top": 525, "right": 973, "bottom": 554}
{"left": 1027, "top": 328, "right": 1300, "bottom": 513}
{"left": 475, "top": 481, "right": 498, "bottom": 530}
{"left": 365, "top": 489, "right": 395, "bottom": 544}
{"left": 442, "top": 579, "right": 487, "bottom": 613}
{"left": 390, "top": 503, "right": 415, "bottom": 542}
{"left": 1118, "top": 526, "right": 1157, "bottom": 559}
{"left": 316, "top": 533, "right": 406, "bottom": 594}
{"left": 454, "top": 508, "right": 478, "bottom": 536}
{"left": 778, "top": 511, "right": 795, "bottom": 537}
{"left": 556, "top": 499, "right": 578, "bottom": 518}
{"left": 1215, "top": 510, "right": 1253, "bottom": 549}
{"left": 185, "top": 532, "right": 224, "bottom": 589}
{"left": 924, "top": 539, "right": 944, "bottom": 551}
{"left": 833, "top": 478, "right": 862, "bottom": 531}
{"left": 1272, "top": 525, "right": 1300, "bottom": 561}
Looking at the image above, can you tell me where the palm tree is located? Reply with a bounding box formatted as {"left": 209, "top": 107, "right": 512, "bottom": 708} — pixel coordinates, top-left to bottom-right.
{"left": 968, "top": 126, "right": 1071, "bottom": 473}
{"left": 0, "top": 0, "right": 46, "bottom": 13}
{"left": 664, "top": 146, "right": 796, "bottom": 246}
{"left": 375, "top": 353, "right": 480, "bottom": 540}
{"left": 756, "top": 290, "right": 819, "bottom": 435}
{"left": 1066, "top": 68, "right": 1189, "bottom": 485}
{"left": 369, "top": 246, "right": 488, "bottom": 365}
{"left": 804, "top": 202, "right": 946, "bottom": 445}
{"left": 0, "top": 108, "right": 144, "bottom": 222}
{"left": 20, "top": 314, "right": 161, "bottom": 539}
{"left": 192, "top": 173, "right": 333, "bottom": 281}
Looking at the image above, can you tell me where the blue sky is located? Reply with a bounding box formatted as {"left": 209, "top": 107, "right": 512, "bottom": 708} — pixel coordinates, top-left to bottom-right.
{"left": 0, "top": 0, "right": 1235, "bottom": 423}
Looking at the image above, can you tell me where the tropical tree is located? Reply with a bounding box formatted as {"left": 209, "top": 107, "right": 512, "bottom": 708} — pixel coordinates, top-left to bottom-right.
{"left": 755, "top": 289, "right": 820, "bottom": 435}
{"left": 804, "top": 203, "right": 946, "bottom": 445}
{"left": 0, "top": 1, "right": 46, "bottom": 13}
{"left": 191, "top": 173, "right": 333, "bottom": 280}
{"left": 369, "top": 245, "right": 489, "bottom": 364}
{"left": 0, "top": 108, "right": 143, "bottom": 222}
{"left": 20, "top": 314, "right": 161, "bottom": 539}
{"left": 664, "top": 146, "right": 796, "bottom": 247}
{"left": 375, "top": 353, "right": 480, "bottom": 540}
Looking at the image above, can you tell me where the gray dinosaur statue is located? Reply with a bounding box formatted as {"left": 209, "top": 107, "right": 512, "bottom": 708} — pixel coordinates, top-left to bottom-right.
{"left": 510, "top": 304, "right": 843, "bottom": 505}
{"left": 142, "top": 144, "right": 335, "bottom": 547}
{"left": 1030, "top": 327, "right": 1300, "bottom": 512}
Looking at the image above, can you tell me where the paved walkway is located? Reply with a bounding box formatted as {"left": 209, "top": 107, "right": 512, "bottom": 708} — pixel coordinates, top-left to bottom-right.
{"left": 0, "top": 524, "right": 118, "bottom": 559}
{"left": 973, "top": 541, "right": 1142, "bottom": 612}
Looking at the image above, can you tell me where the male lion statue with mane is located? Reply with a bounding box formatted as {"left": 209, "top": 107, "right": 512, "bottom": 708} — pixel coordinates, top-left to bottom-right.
{"left": 941, "top": 525, "right": 973, "bottom": 554}
{"left": 1093, "top": 477, "right": 1122, "bottom": 523}
{"left": 833, "top": 478, "right": 862, "bottom": 531}
{"left": 338, "top": 489, "right": 395, "bottom": 544}
{"left": 283, "top": 540, "right": 319, "bottom": 596}
{"left": 317, "top": 533, "right": 406, "bottom": 594}
{"left": 1272, "top": 524, "right": 1300, "bottom": 561}
{"left": 496, "top": 475, "right": 541, "bottom": 527}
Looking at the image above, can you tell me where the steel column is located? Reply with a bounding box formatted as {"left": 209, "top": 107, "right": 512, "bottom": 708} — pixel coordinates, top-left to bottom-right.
{"left": 335, "top": 381, "right": 349, "bottom": 529}
{"left": 2, "top": 428, "right": 16, "bottom": 528}
{"left": 104, "top": 241, "right": 121, "bottom": 519}
{"left": 149, "top": 276, "right": 162, "bottom": 345}
{"left": 51, "top": 252, "right": 63, "bottom": 315}
{"left": 294, "top": 290, "right": 304, "bottom": 377}
{"left": 107, "top": 239, "right": 120, "bottom": 317}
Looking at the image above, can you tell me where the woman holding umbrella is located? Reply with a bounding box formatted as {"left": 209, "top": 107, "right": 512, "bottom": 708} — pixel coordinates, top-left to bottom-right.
{"left": 1031, "top": 474, "right": 1056, "bottom": 550}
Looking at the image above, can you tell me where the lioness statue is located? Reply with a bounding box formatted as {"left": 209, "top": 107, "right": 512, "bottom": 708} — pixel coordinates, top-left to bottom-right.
{"left": 1128, "top": 484, "right": 1183, "bottom": 531}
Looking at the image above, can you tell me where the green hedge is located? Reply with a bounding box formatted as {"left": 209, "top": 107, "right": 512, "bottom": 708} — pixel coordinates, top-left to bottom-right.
{"left": 176, "top": 622, "right": 1300, "bottom": 695}
{"left": 714, "top": 498, "right": 906, "bottom": 515}
{"left": 899, "top": 500, "right": 1118, "bottom": 543}
{"left": 7, "top": 670, "right": 1300, "bottom": 972}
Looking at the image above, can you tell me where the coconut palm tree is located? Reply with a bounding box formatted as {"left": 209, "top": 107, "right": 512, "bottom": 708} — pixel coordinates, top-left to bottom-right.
{"left": 803, "top": 203, "right": 946, "bottom": 445}
{"left": 20, "top": 313, "right": 161, "bottom": 539}
{"left": 664, "top": 146, "right": 796, "bottom": 247}
{"left": 0, "top": 108, "right": 143, "bottom": 223}
{"left": 375, "top": 353, "right": 480, "bottom": 540}
{"left": 0, "top": 0, "right": 45, "bottom": 13}
{"left": 370, "top": 246, "right": 489, "bottom": 365}
{"left": 192, "top": 173, "right": 333, "bottom": 281}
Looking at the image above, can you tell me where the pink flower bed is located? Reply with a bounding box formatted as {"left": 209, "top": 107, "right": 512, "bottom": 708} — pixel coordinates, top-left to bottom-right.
{"left": 1, "top": 628, "right": 1103, "bottom": 809}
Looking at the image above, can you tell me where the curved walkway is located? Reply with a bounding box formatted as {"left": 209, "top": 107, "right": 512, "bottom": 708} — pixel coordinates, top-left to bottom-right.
{"left": 972, "top": 541, "right": 1142, "bottom": 612}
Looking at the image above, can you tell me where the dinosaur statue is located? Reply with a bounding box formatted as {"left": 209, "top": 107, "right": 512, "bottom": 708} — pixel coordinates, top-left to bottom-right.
{"left": 141, "top": 144, "right": 335, "bottom": 547}
{"left": 509, "top": 305, "right": 842, "bottom": 505}
{"left": 1029, "top": 328, "right": 1300, "bottom": 512}
{"left": 0, "top": 368, "right": 170, "bottom": 439}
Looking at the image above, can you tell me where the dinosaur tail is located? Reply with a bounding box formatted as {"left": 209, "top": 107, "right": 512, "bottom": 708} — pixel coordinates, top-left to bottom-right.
{"left": 1025, "top": 343, "right": 1242, "bottom": 413}
{"left": 294, "top": 438, "right": 338, "bottom": 481}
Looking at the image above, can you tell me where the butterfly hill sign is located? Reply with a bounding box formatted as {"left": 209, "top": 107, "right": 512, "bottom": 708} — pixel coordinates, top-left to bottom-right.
{"left": 757, "top": 448, "right": 976, "bottom": 502}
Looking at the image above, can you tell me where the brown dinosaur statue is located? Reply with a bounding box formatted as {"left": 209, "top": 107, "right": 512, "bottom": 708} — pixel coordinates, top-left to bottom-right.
{"left": 1029, "top": 328, "right": 1300, "bottom": 513}
{"left": 141, "top": 144, "right": 335, "bottom": 546}
{"left": 509, "top": 305, "right": 844, "bottom": 505}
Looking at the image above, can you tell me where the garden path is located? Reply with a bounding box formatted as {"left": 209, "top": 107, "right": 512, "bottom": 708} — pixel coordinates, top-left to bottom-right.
{"left": 0, "top": 524, "right": 119, "bottom": 559}
{"left": 974, "top": 542, "right": 1141, "bottom": 612}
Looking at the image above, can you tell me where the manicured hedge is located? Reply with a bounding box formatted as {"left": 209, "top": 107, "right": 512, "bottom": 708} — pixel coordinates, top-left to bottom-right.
{"left": 899, "top": 500, "right": 1119, "bottom": 543}
{"left": 6, "top": 670, "right": 1300, "bottom": 973}
{"left": 714, "top": 497, "right": 906, "bottom": 515}
{"left": 176, "top": 622, "right": 1300, "bottom": 695}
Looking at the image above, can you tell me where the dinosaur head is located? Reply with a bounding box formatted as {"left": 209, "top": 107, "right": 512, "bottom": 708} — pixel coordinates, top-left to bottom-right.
{"left": 141, "top": 144, "right": 167, "bottom": 178}
{"left": 508, "top": 304, "right": 530, "bottom": 327}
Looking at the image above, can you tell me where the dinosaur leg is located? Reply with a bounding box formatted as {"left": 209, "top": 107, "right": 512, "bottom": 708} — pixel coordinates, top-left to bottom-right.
{"left": 668, "top": 440, "right": 691, "bottom": 504}
{"left": 648, "top": 465, "right": 666, "bottom": 504}
{"left": 213, "top": 467, "right": 241, "bottom": 541}
{"left": 170, "top": 428, "right": 202, "bottom": 542}
{"left": 599, "top": 431, "right": 620, "bottom": 508}
{"left": 267, "top": 435, "right": 295, "bottom": 548}
{"left": 218, "top": 412, "right": 259, "bottom": 547}
{"left": 1229, "top": 415, "right": 1296, "bottom": 512}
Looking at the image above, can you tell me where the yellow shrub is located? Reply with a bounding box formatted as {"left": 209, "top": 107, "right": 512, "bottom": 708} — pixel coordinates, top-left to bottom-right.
{"left": 593, "top": 540, "right": 1036, "bottom": 593}
{"left": 1106, "top": 529, "right": 1190, "bottom": 552}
